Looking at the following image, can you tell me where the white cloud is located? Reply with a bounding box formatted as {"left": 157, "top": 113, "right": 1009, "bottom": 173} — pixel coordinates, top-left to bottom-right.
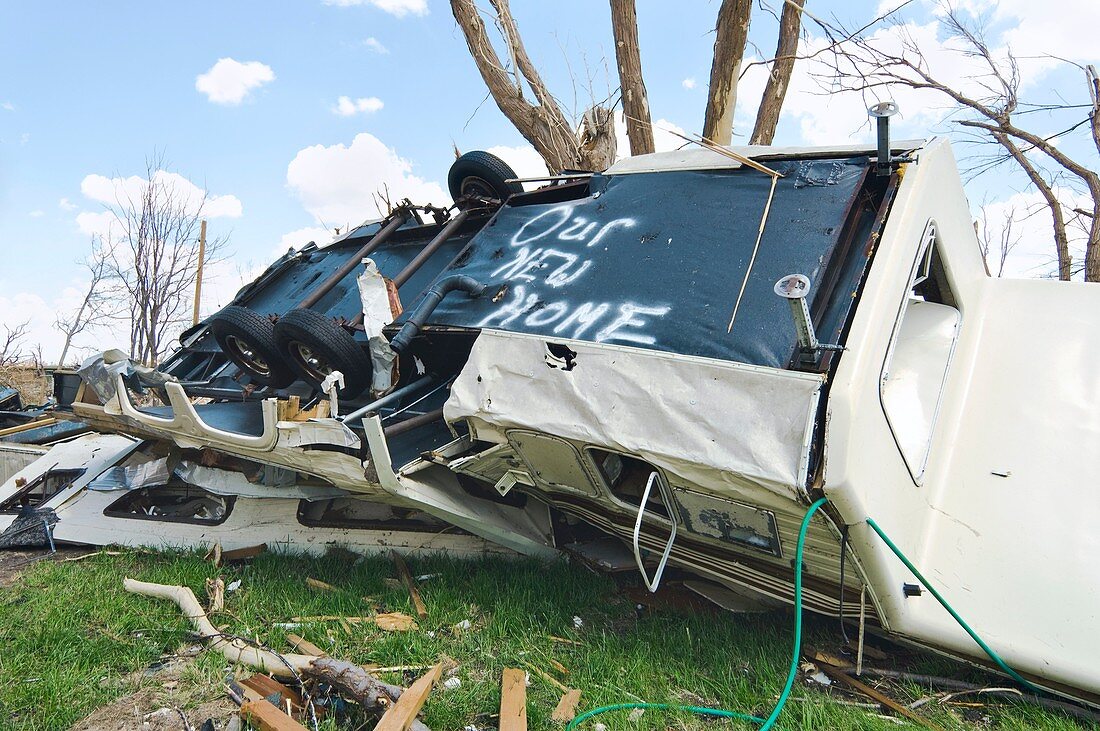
{"left": 332, "top": 95, "right": 384, "bottom": 116}
{"left": 485, "top": 145, "right": 549, "bottom": 182}
{"left": 613, "top": 111, "right": 687, "bottom": 159}
{"left": 278, "top": 226, "right": 336, "bottom": 253}
{"left": 20, "top": 132, "right": 30, "bottom": 145}
{"left": 59, "top": 197, "right": 77, "bottom": 211}
{"left": 195, "top": 58, "right": 275, "bottom": 105}
{"left": 682, "top": 78, "right": 696, "bottom": 90}
{"left": 363, "top": 37, "right": 389, "bottom": 54}
{"left": 0, "top": 283, "right": 128, "bottom": 365}
{"left": 76, "top": 170, "right": 242, "bottom": 237}
{"left": 28, "top": 210, "right": 44, "bottom": 218}
{"left": 323, "top": 0, "right": 427, "bottom": 17}
{"left": 286, "top": 132, "right": 447, "bottom": 226}
{"left": 1, "top": 101, "right": 13, "bottom": 111}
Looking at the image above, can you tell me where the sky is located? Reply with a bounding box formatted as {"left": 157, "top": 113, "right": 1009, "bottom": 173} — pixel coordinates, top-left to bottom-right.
{"left": 1, "top": 0, "right": 1097, "bottom": 362}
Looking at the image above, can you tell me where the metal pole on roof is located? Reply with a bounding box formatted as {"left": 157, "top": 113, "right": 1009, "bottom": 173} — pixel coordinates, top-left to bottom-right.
{"left": 192, "top": 219, "right": 207, "bottom": 326}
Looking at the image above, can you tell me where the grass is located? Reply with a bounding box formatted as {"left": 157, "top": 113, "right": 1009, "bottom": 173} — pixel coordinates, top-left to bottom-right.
{"left": 0, "top": 548, "right": 1087, "bottom": 730}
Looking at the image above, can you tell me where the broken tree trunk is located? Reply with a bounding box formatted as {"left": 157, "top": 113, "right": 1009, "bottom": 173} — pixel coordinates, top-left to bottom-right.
{"left": 123, "top": 578, "right": 317, "bottom": 678}
{"left": 703, "top": 0, "right": 753, "bottom": 145}
{"left": 610, "top": 0, "right": 654, "bottom": 156}
{"left": 449, "top": 0, "right": 617, "bottom": 172}
{"left": 304, "top": 658, "right": 432, "bottom": 731}
{"left": 750, "top": 0, "right": 806, "bottom": 145}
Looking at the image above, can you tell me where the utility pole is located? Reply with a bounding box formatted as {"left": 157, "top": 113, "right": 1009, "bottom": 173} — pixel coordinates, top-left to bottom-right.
{"left": 192, "top": 219, "right": 207, "bottom": 326}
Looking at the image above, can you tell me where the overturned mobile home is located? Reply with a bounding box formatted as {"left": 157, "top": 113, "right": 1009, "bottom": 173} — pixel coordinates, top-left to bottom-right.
{"left": 5, "top": 130, "right": 1099, "bottom": 705}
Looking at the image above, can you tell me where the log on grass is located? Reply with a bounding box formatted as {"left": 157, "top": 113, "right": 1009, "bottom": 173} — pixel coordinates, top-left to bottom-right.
{"left": 123, "top": 577, "right": 317, "bottom": 679}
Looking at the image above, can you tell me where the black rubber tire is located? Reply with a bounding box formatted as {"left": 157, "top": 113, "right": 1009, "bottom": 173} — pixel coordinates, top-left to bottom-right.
{"left": 274, "top": 308, "right": 373, "bottom": 397}
{"left": 208, "top": 306, "right": 296, "bottom": 387}
{"left": 448, "top": 150, "right": 523, "bottom": 202}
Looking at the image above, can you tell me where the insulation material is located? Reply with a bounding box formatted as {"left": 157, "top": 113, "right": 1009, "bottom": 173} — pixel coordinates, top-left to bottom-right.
{"left": 78, "top": 349, "right": 178, "bottom": 404}
{"left": 445, "top": 331, "right": 824, "bottom": 500}
{"left": 174, "top": 460, "right": 349, "bottom": 500}
{"left": 357, "top": 259, "right": 401, "bottom": 395}
{"left": 87, "top": 456, "right": 171, "bottom": 491}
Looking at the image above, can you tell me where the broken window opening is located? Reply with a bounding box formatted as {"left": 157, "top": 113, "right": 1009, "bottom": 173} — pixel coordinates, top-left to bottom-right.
{"left": 103, "top": 485, "right": 234, "bottom": 525}
{"left": 0, "top": 469, "right": 84, "bottom": 512}
{"left": 587, "top": 449, "right": 671, "bottom": 520}
{"left": 297, "top": 497, "right": 468, "bottom": 532}
{"left": 880, "top": 219, "right": 961, "bottom": 484}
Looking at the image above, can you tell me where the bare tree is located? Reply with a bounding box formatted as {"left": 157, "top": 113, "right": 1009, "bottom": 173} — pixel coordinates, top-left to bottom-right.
{"left": 978, "top": 205, "right": 1022, "bottom": 278}
{"left": 815, "top": 5, "right": 1100, "bottom": 281}
{"left": 450, "top": 0, "right": 617, "bottom": 172}
{"left": 610, "top": 0, "right": 653, "bottom": 155}
{"left": 55, "top": 242, "right": 117, "bottom": 366}
{"left": 0, "top": 321, "right": 29, "bottom": 368}
{"left": 97, "top": 153, "right": 228, "bottom": 365}
{"left": 703, "top": 0, "right": 754, "bottom": 145}
{"left": 750, "top": 0, "right": 806, "bottom": 145}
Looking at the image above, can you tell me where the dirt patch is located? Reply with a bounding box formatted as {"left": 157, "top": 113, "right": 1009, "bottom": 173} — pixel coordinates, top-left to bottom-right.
{"left": 0, "top": 547, "right": 96, "bottom": 588}
{"left": 70, "top": 657, "right": 238, "bottom": 731}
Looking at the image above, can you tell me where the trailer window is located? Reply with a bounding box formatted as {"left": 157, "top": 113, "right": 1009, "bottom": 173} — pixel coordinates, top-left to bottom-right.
{"left": 587, "top": 449, "right": 670, "bottom": 519}
{"left": 0, "top": 469, "right": 84, "bottom": 512}
{"left": 881, "top": 220, "right": 960, "bottom": 483}
{"left": 103, "top": 485, "right": 233, "bottom": 525}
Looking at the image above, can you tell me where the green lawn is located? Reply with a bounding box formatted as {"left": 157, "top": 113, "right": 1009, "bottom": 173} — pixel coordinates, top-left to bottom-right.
{"left": 0, "top": 548, "right": 1086, "bottom": 730}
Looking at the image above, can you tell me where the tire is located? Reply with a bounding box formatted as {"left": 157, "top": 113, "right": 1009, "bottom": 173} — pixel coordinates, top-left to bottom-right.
{"left": 448, "top": 150, "right": 523, "bottom": 202}
{"left": 209, "top": 306, "right": 296, "bottom": 388}
{"left": 274, "top": 308, "right": 373, "bottom": 397}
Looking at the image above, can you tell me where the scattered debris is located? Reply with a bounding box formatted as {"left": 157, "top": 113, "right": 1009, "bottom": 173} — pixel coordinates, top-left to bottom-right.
{"left": 812, "top": 658, "right": 943, "bottom": 731}
{"left": 305, "top": 577, "right": 338, "bottom": 593}
{"left": 239, "top": 698, "right": 308, "bottom": 731}
{"left": 221, "top": 543, "right": 267, "bottom": 562}
{"left": 551, "top": 689, "right": 582, "bottom": 723}
{"left": 499, "top": 668, "right": 527, "bottom": 731}
{"left": 375, "top": 612, "right": 419, "bottom": 632}
{"left": 285, "top": 633, "right": 327, "bottom": 658}
{"left": 442, "top": 676, "right": 462, "bottom": 691}
{"left": 391, "top": 550, "right": 428, "bottom": 619}
{"left": 206, "top": 577, "right": 225, "bottom": 613}
{"left": 373, "top": 664, "right": 442, "bottom": 731}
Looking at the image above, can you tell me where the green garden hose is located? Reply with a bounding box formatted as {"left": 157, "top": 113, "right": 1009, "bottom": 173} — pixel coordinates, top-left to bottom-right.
{"left": 567, "top": 497, "right": 1043, "bottom": 730}
{"left": 566, "top": 496, "right": 828, "bottom": 730}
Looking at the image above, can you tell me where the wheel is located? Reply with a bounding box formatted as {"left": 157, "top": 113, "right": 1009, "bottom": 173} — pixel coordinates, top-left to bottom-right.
{"left": 208, "top": 306, "right": 296, "bottom": 387}
{"left": 448, "top": 150, "right": 523, "bottom": 202}
{"left": 274, "top": 308, "right": 373, "bottom": 397}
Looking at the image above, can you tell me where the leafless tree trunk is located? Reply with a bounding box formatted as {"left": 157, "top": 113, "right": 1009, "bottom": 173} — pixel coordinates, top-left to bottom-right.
{"left": 0, "top": 322, "right": 29, "bottom": 367}
{"left": 978, "top": 205, "right": 1021, "bottom": 278}
{"left": 55, "top": 243, "right": 117, "bottom": 366}
{"left": 610, "top": 0, "right": 653, "bottom": 156}
{"left": 750, "top": 0, "right": 806, "bottom": 145}
{"left": 450, "top": 0, "right": 617, "bottom": 172}
{"left": 98, "top": 153, "right": 228, "bottom": 365}
{"left": 815, "top": 5, "right": 1100, "bottom": 281}
{"left": 703, "top": 0, "right": 753, "bottom": 145}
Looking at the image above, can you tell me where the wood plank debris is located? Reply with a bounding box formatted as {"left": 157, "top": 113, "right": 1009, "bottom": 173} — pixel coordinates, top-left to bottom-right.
{"left": 551, "top": 689, "right": 582, "bottom": 723}
{"left": 524, "top": 663, "right": 569, "bottom": 693}
{"left": 205, "top": 577, "right": 225, "bottom": 612}
{"left": 285, "top": 633, "right": 327, "bottom": 657}
{"left": 306, "top": 577, "right": 338, "bottom": 593}
{"left": 240, "top": 698, "right": 309, "bottom": 731}
{"left": 374, "top": 612, "right": 418, "bottom": 632}
{"left": 391, "top": 550, "right": 428, "bottom": 619}
{"left": 813, "top": 658, "right": 944, "bottom": 731}
{"left": 373, "top": 664, "right": 442, "bottom": 731}
{"left": 222, "top": 543, "right": 267, "bottom": 562}
{"left": 498, "top": 668, "right": 528, "bottom": 731}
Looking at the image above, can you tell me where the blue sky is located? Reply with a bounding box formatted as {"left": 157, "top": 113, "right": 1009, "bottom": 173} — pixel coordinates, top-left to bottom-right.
{"left": 1, "top": 0, "right": 1096, "bottom": 359}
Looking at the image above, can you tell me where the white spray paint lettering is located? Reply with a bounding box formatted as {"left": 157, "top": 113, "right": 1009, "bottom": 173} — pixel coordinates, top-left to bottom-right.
{"left": 479, "top": 203, "right": 670, "bottom": 345}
